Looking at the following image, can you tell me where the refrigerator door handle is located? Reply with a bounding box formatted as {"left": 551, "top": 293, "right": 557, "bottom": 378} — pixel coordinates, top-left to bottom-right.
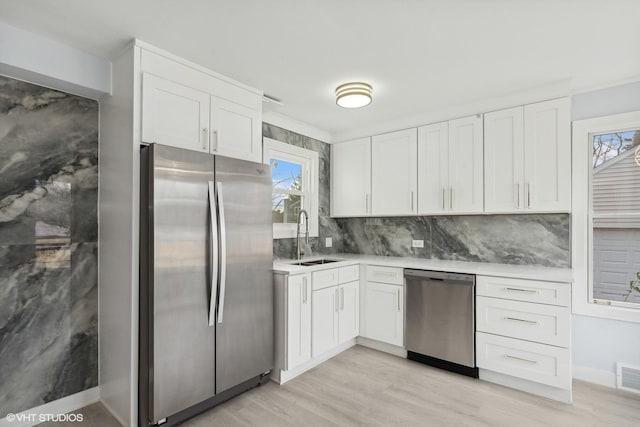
{"left": 216, "top": 182, "right": 227, "bottom": 324}
{"left": 207, "top": 181, "right": 219, "bottom": 326}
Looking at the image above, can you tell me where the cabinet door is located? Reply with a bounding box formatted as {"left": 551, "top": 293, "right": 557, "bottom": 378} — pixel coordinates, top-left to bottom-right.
{"left": 210, "top": 96, "right": 262, "bottom": 162}
{"left": 287, "top": 274, "right": 311, "bottom": 370}
{"left": 523, "top": 98, "right": 571, "bottom": 212}
{"left": 312, "top": 286, "right": 339, "bottom": 357}
{"left": 417, "top": 122, "right": 449, "bottom": 214}
{"left": 371, "top": 129, "right": 418, "bottom": 216}
{"left": 142, "top": 73, "right": 210, "bottom": 152}
{"left": 448, "top": 115, "right": 484, "bottom": 213}
{"left": 484, "top": 107, "right": 524, "bottom": 213}
{"left": 331, "top": 138, "right": 372, "bottom": 217}
{"left": 365, "top": 282, "right": 403, "bottom": 347}
{"left": 338, "top": 281, "right": 360, "bottom": 343}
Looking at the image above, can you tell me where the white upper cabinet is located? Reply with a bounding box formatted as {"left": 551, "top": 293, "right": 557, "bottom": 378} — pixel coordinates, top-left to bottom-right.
{"left": 139, "top": 47, "right": 262, "bottom": 162}
{"left": 209, "top": 96, "right": 261, "bottom": 163}
{"left": 448, "top": 115, "right": 484, "bottom": 213}
{"left": 485, "top": 98, "right": 570, "bottom": 213}
{"left": 371, "top": 129, "right": 418, "bottom": 216}
{"left": 417, "top": 122, "right": 449, "bottom": 214}
{"left": 331, "top": 138, "right": 372, "bottom": 217}
{"left": 141, "top": 73, "right": 210, "bottom": 152}
{"left": 484, "top": 106, "right": 525, "bottom": 212}
{"left": 523, "top": 98, "right": 571, "bottom": 212}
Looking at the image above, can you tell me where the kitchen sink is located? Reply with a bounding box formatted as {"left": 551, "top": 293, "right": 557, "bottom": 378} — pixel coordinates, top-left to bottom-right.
{"left": 289, "top": 258, "right": 343, "bottom": 267}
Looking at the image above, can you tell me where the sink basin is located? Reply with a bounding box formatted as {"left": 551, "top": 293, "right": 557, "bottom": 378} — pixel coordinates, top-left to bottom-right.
{"left": 289, "top": 258, "right": 343, "bottom": 267}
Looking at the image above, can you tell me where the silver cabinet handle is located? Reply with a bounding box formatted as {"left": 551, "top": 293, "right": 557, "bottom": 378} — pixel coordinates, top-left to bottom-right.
{"left": 449, "top": 187, "right": 453, "bottom": 210}
{"left": 505, "top": 354, "right": 538, "bottom": 364}
{"left": 527, "top": 182, "right": 531, "bottom": 208}
{"left": 365, "top": 194, "right": 369, "bottom": 214}
{"left": 340, "top": 287, "right": 344, "bottom": 310}
{"left": 211, "top": 130, "right": 219, "bottom": 151}
{"left": 207, "top": 181, "right": 219, "bottom": 326}
{"left": 504, "top": 316, "right": 538, "bottom": 325}
{"left": 504, "top": 287, "right": 538, "bottom": 294}
{"left": 442, "top": 188, "right": 445, "bottom": 210}
{"left": 396, "top": 288, "right": 401, "bottom": 312}
{"left": 410, "top": 191, "right": 414, "bottom": 212}
{"left": 516, "top": 183, "right": 520, "bottom": 209}
{"left": 202, "top": 128, "right": 208, "bottom": 150}
{"left": 335, "top": 288, "right": 339, "bottom": 313}
{"left": 302, "top": 277, "right": 308, "bottom": 303}
{"left": 216, "top": 182, "right": 227, "bottom": 324}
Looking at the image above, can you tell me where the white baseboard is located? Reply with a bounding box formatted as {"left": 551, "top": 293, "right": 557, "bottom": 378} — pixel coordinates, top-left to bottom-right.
{"left": 572, "top": 366, "right": 617, "bottom": 389}
{"left": 0, "top": 387, "right": 100, "bottom": 427}
{"left": 99, "top": 396, "right": 127, "bottom": 427}
{"left": 479, "top": 369, "right": 572, "bottom": 404}
{"left": 272, "top": 339, "right": 356, "bottom": 385}
{"left": 356, "top": 337, "right": 407, "bottom": 358}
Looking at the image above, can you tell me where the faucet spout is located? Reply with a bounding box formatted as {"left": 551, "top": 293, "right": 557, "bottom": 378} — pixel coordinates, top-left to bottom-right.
{"left": 296, "top": 209, "right": 309, "bottom": 260}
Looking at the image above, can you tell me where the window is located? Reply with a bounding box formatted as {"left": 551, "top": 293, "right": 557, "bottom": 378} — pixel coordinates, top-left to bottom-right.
{"left": 573, "top": 112, "right": 640, "bottom": 322}
{"left": 263, "top": 137, "right": 319, "bottom": 239}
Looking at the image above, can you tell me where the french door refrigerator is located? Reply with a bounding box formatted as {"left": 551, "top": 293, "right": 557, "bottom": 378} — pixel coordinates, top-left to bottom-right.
{"left": 139, "top": 144, "right": 273, "bottom": 426}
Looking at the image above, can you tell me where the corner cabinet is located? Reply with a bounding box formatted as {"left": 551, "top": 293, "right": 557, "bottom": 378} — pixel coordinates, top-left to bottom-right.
{"left": 371, "top": 129, "right": 418, "bottom": 216}
{"left": 484, "top": 98, "right": 570, "bottom": 213}
{"left": 140, "top": 48, "right": 262, "bottom": 163}
{"left": 331, "top": 138, "right": 372, "bottom": 217}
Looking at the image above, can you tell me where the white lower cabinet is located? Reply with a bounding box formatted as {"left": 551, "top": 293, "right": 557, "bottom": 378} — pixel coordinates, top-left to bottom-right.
{"left": 287, "top": 274, "right": 312, "bottom": 370}
{"left": 364, "top": 282, "right": 404, "bottom": 347}
{"left": 312, "top": 280, "right": 360, "bottom": 357}
{"left": 476, "top": 275, "right": 572, "bottom": 402}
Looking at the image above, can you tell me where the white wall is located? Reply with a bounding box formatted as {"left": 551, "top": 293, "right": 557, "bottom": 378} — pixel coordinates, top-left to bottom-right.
{"left": 571, "top": 81, "right": 640, "bottom": 386}
{"left": 0, "top": 21, "right": 111, "bottom": 99}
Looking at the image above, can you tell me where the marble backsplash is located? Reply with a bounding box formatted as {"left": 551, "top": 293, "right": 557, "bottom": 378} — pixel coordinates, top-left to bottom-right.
{"left": 0, "top": 76, "right": 99, "bottom": 416}
{"left": 336, "top": 214, "right": 571, "bottom": 268}
{"left": 265, "top": 123, "right": 571, "bottom": 268}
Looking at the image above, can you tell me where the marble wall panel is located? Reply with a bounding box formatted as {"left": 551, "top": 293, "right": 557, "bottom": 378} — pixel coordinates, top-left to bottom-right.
{"left": 0, "top": 76, "right": 98, "bottom": 416}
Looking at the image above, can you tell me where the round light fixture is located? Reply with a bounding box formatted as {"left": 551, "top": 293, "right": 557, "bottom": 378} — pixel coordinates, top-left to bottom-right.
{"left": 335, "top": 82, "right": 373, "bottom": 108}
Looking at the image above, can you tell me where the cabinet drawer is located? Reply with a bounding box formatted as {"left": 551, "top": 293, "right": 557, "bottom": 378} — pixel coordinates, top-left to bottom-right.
{"left": 312, "top": 268, "right": 339, "bottom": 291}
{"left": 477, "top": 276, "right": 570, "bottom": 307}
{"left": 367, "top": 265, "right": 403, "bottom": 285}
{"left": 476, "top": 296, "right": 569, "bottom": 348}
{"left": 339, "top": 265, "right": 360, "bottom": 284}
{"left": 476, "top": 332, "right": 571, "bottom": 389}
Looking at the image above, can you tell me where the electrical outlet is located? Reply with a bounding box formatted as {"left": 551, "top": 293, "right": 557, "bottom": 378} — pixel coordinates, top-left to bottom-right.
{"left": 412, "top": 239, "right": 424, "bottom": 248}
{"left": 325, "top": 237, "right": 333, "bottom": 248}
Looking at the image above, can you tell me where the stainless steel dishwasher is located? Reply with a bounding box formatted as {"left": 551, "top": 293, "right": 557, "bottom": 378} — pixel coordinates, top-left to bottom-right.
{"left": 405, "top": 270, "right": 478, "bottom": 378}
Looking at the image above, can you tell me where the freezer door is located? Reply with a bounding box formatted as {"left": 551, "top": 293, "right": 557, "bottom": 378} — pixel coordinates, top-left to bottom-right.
{"left": 144, "top": 144, "right": 217, "bottom": 423}
{"left": 214, "top": 155, "right": 274, "bottom": 393}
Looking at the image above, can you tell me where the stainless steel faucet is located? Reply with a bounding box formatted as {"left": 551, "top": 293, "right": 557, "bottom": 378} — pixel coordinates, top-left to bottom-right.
{"left": 296, "top": 209, "right": 309, "bottom": 260}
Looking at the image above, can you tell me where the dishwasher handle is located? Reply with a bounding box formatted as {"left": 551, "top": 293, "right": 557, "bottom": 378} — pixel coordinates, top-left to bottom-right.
{"left": 404, "top": 269, "right": 475, "bottom": 284}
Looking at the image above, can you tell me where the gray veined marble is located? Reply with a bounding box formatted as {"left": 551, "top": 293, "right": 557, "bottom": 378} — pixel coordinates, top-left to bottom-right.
{"left": 0, "top": 76, "right": 98, "bottom": 417}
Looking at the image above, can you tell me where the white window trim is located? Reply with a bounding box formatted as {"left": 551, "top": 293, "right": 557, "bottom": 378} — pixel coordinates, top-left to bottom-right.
{"left": 572, "top": 111, "right": 640, "bottom": 323}
{"left": 263, "top": 137, "right": 319, "bottom": 239}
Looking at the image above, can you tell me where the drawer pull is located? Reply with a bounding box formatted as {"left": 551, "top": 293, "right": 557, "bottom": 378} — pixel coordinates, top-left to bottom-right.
{"left": 505, "top": 354, "right": 538, "bottom": 365}
{"left": 504, "top": 317, "right": 538, "bottom": 325}
{"left": 374, "top": 271, "right": 397, "bottom": 277}
{"left": 504, "top": 287, "right": 538, "bottom": 294}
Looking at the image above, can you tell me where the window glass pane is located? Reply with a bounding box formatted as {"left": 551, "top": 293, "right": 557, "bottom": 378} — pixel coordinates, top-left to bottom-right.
{"left": 270, "top": 158, "right": 303, "bottom": 191}
{"left": 272, "top": 194, "right": 302, "bottom": 224}
{"left": 591, "top": 130, "right": 640, "bottom": 304}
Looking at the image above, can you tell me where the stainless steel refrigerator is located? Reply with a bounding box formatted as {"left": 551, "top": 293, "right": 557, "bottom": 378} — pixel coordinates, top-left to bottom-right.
{"left": 139, "top": 144, "right": 273, "bottom": 426}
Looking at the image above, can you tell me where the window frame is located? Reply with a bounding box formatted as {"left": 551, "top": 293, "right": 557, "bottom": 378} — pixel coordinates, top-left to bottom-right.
{"left": 263, "top": 137, "right": 319, "bottom": 239}
{"left": 572, "top": 111, "right": 640, "bottom": 323}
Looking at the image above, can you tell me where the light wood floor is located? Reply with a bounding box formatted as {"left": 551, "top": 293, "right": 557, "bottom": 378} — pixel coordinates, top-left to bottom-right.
{"left": 46, "top": 345, "right": 640, "bottom": 426}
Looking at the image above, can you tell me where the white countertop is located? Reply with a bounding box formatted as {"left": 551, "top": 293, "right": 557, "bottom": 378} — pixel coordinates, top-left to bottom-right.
{"left": 273, "top": 253, "right": 573, "bottom": 282}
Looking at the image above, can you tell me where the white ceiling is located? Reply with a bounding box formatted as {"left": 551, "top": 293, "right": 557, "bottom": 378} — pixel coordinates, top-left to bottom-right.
{"left": 1, "top": 0, "right": 639, "bottom": 139}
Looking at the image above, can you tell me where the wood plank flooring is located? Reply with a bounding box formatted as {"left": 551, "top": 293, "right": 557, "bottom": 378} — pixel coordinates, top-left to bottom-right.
{"left": 43, "top": 345, "right": 640, "bottom": 426}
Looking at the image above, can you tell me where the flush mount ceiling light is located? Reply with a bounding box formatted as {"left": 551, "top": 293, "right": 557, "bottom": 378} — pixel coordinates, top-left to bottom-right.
{"left": 335, "top": 82, "right": 373, "bottom": 108}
